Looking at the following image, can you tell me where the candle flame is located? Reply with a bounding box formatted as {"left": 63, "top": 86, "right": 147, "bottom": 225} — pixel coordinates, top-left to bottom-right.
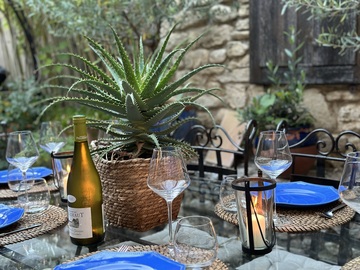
{"left": 252, "top": 194, "right": 263, "bottom": 215}
{"left": 66, "top": 164, "right": 71, "bottom": 173}
{"left": 252, "top": 195, "right": 259, "bottom": 207}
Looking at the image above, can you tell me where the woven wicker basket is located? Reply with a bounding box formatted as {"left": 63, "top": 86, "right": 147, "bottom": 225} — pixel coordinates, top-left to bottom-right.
{"left": 95, "top": 155, "right": 183, "bottom": 232}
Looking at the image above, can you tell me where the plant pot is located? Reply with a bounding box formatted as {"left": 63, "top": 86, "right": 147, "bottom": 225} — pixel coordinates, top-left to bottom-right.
{"left": 279, "top": 127, "right": 318, "bottom": 179}
{"left": 94, "top": 155, "right": 183, "bottom": 232}
{"left": 280, "top": 144, "right": 317, "bottom": 179}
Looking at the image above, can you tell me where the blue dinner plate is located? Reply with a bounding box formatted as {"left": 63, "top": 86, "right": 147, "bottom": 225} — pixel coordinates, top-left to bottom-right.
{"left": 276, "top": 181, "right": 339, "bottom": 207}
{"left": 0, "top": 167, "right": 52, "bottom": 184}
{"left": 54, "top": 251, "right": 185, "bottom": 270}
{"left": 0, "top": 204, "right": 25, "bottom": 229}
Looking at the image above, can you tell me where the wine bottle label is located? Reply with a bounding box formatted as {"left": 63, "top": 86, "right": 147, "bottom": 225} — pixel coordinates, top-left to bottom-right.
{"left": 68, "top": 206, "right": 93, "bottom": 239}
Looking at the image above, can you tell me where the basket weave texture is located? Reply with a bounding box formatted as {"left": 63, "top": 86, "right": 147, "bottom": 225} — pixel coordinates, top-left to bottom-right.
{"left": 95, "top": 156, "right": 183, "bottom": 232}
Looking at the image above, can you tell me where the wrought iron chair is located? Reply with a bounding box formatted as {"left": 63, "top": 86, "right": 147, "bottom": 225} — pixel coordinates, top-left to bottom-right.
{"left": 276, "top": 120, "right": 360, "bottom": 188}
{"left": 181, "top": 120, "right": 257, "bottom": 205}
{"left": 186, "top": 120, "right": 257, "bottom": 179}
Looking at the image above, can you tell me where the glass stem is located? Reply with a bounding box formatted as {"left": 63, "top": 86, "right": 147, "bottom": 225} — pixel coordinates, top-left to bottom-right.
{"left": 167, "top": 200, "right": 173, "bottom": 246}
{"left": 273, "top": 177, "right": 278, "bottom": 224}
{"left": 22, "top": 170, "right": 28, "bottom": 197}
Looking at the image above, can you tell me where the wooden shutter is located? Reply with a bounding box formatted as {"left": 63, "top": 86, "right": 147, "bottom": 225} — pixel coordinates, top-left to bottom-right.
{"left": 250, "top": 0, "right": 360, "bottom": 85}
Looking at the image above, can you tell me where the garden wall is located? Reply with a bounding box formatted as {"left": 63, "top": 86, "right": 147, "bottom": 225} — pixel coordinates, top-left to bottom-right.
{"left": 162, "top": 0, "right": 360, "bottom": 133}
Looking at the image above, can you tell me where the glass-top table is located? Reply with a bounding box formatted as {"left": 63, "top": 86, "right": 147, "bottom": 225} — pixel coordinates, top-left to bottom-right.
{"left": 0, "top": 176, "right": 360, "bottom": 270}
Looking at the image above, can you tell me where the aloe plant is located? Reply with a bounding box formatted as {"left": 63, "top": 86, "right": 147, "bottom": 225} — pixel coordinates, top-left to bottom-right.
{"left": 39, "top": 25, "right": 222, "bottom": 159}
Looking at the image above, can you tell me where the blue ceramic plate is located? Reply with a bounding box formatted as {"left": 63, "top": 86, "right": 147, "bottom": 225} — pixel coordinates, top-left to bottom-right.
{"left": 0, "top": 167, "right": 53, "bottom": 184}
{"left": 0, "top": 204, "right": 25, "bottom": 229}
{"left": 54, "top": 251, "right": 185, "bottom": 270}
{"left": 276, "top": 181, "right": 339, "bottom": 207}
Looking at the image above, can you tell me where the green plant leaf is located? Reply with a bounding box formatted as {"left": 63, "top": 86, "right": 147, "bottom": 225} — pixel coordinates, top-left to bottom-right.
{"left": 122, "top": 81, "right": 148, "bottom": 111}
{"left": 110, "top": 26, "right": 140, "bottom": 92}
{"left": 125, "top": 93, "right": 145, "bottom": 123}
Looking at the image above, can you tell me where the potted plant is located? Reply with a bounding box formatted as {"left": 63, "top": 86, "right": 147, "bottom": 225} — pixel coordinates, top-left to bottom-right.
{"left": 239, "top": 26, "right": 314, "bottom": 138}
{"left": 238, "top": 27, "right": 316, "bottom": 177}
{"left": 39, "top": 25, "right": 222, "bottom": 231}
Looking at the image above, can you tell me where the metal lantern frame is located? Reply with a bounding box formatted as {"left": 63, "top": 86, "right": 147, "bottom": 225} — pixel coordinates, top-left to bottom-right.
{"left": 51, "top": 151, "right": 73, "bottom": 202}
{"left": 232, "top": 177, "right": 276, "bottom": 255}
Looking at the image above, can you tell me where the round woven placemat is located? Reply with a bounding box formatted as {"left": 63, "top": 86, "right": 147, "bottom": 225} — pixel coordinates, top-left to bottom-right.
{"left": 0, "top": 185, "right": 58, "bottom": 199}
{"left": 214, "top": 201, "right": 355, "bottom": 233}
{"left": 0, "top": 205, "right": 67, "bottom": 246}
{"left": 60, "top": 245, "right": 228, "bottom": 270}
{"left": 342, "top": 256, "right": 360, "bottom": 270}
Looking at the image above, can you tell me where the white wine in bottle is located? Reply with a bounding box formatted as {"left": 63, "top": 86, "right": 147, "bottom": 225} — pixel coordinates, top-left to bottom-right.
{"left": 67, "top": 115, "right": 105, "bottom": 246}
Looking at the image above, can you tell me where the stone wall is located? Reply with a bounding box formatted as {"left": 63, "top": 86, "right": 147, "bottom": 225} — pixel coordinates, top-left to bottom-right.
{"left": 163, "top": 0, "right": 360, "bottom": 133}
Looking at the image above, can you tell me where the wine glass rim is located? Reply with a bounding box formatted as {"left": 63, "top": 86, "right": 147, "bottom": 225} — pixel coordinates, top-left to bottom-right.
{"left": 223, "top": 174, "right": 238, "bottom": 180}
{"left": 51, "top": 151, "right": 73, "bottom": 159}
{"left": 347, "top": 151, "right": 360, "bottom": 158}
{"left": 9, "top": 130, "right": 32, "bottom": 135}
{"left": 260, "top": 130, "right": 285, "bottom": 135}
{"left": 21, "top": 177, "right": 46, "bottom": 182}
{"left": 177, "top": 215, "right": 213, "bottom": 226}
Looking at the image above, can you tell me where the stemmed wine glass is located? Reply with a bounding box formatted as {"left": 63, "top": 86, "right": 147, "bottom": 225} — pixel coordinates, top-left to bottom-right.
{"left": 39, "top": 121, "right": 66, "bottom": 154}
{"left": 338, "top": 151, "right": 360, "bottom": 213}
{"left": 6, "top": 130, "right": 40, "bottom": 182}
{"left": 254, "top": 130, "right": 292, "bottom": 225}
{"left": 147, "top": 147, "right": 191, "bottom": 253}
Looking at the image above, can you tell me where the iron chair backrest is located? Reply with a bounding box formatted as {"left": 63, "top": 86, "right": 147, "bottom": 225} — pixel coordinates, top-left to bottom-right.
{"left": 276, "top": 120, "right": 360, "bottom": 187}
{"left": 185, "top": 120, "right": 257, "bottom": 180}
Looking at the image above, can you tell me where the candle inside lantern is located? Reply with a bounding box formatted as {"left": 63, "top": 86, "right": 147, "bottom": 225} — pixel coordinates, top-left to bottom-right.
{"left": 249, "top": 213, "right": 266, "bottom": 248}
{"left": 246, "top": 194, "right": 266, "bottom": 248}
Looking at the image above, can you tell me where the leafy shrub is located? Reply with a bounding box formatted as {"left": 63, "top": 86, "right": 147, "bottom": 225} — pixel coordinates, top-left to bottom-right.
{"left": 0, "top": 77, "right": 44, "bottom": 131}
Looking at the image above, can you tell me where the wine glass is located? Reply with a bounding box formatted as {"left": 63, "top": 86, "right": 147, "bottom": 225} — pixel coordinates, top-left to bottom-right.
{"left": 338, "top": 151, "right": 360, "bottom": 213}
{"left": 147, "top": 146, "right": 191, "bottom": 253}
{"left": 39, "top": 121, "right": 66, "bottom": 153}
{"left": 174, "top": 216, "right": 218, "bottom": 269}
{"left": 254, "top": 130, "right": 292, "bottom": 225}
{"left": 7, "top": 164, "right": 35, "bottom": 192}
{"left": 219, "top": 174, "right": 238, "bottom": 212}
{"left": 17, "top": 178, "right": 50, "bottom": 214}
{"left": 6, "top": 130, "right": 40, "bottom": 182}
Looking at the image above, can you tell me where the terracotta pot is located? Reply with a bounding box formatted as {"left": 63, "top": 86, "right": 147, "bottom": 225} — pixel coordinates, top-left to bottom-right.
{"left": 280, "top": 144, "right": 317, "bottom": 179}
{"left": 280, "top": 127, "right": 317, "bottom": 179}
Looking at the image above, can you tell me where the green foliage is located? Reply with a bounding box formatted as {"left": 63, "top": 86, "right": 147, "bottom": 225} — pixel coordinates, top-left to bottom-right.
{"left": 239, "top": 26, "right": 314, "bottom": 132}
{"left": 39, "top": 25, "right": 222, "bottom": 160}
{"left": 1, "top": 0, "right": 238, "bottom": 93}
{"left": 282, "top": 0, "right": 360, "bottom": 54}
{"left": 0, "top": 77, "right": 47, "bottom": 170}
{"left": 0, "top": 77, "right": 45, "bottom": 131}
{"left": 17, "top": 0, "right": 239, "bottom": 52}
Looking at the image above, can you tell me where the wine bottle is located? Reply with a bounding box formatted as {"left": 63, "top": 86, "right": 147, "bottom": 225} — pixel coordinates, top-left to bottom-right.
{"left": 67, "top": 115, "right": 105, "bottom": 246}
